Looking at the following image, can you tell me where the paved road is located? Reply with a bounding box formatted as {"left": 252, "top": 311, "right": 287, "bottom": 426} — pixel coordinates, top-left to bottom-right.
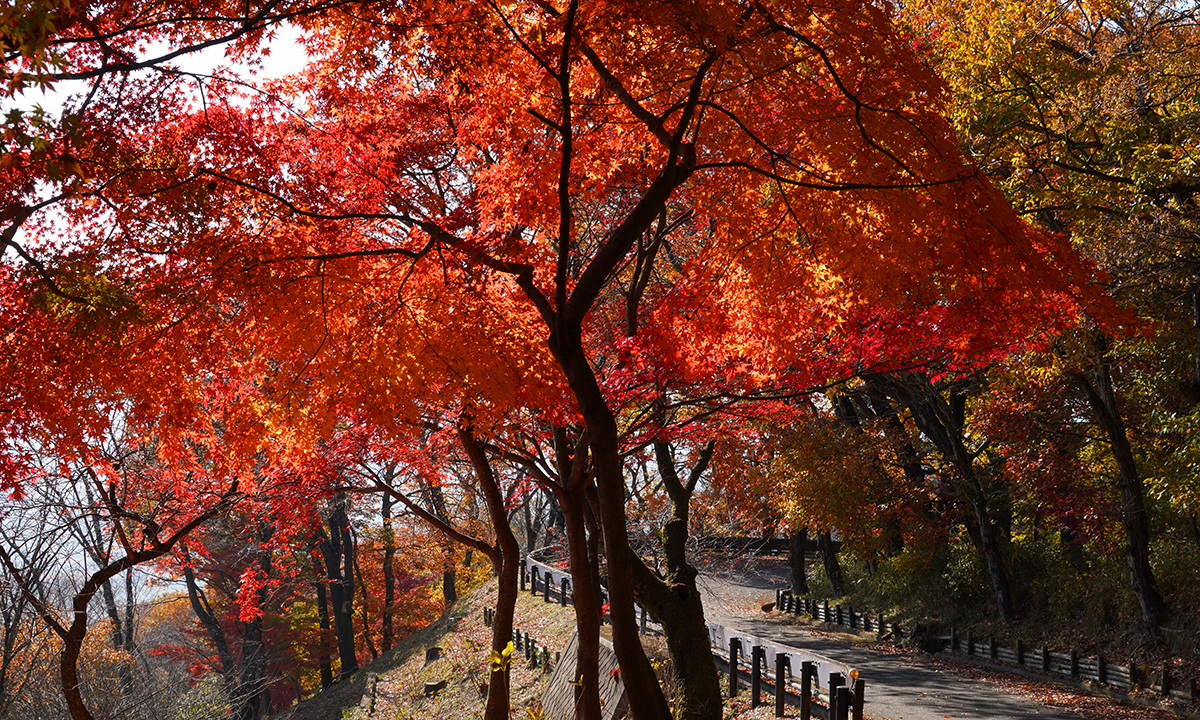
{"left": 693, "top": 556, "right": 1114, "bottom": 720}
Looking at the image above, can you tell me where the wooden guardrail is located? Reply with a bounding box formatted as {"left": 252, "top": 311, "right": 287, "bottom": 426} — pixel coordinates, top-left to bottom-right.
{"left": 942, "top": 626, "right": 1198, "bottom": 704}
{"left": 713, "top": 622, "right": 864, "bottom": 719}
{"left": 521, "top": 558, "right": 866, "bottom": 719}
{"left": 776, "top": 589, "right": 909, "bottom": 640}
{"left": 482, "top": 606, "right": 556, "bottom": 670}
{"left": 779, "top": 589, "right": 1200, "bottom": 711}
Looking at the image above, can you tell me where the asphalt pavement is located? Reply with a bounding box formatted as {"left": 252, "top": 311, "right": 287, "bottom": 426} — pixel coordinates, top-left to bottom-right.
{"left": 694, "top": 556, "right": 1093, "bottom": 720}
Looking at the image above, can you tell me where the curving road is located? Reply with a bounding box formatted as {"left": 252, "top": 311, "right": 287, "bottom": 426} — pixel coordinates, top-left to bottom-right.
{"left": 693, "top": 555, "right": 1171, "bottom": 720}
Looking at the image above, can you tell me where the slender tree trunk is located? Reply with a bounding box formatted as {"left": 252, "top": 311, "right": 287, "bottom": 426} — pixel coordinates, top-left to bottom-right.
{"left": 624, "top": 439, "right": 722, "bottom": 720}
{"left": 1074, "top": 332, "right": 1166, "bottom": 633}
{"left": 381, "top": 492, "right": 396, "bottom": 653}
{"left": 319, "top": 496, "right": 358, "bottom": 676}
{"left": 558, "top": 490, "right": 602, "bottom": 720}
{"left": 422, "top": 482, "right": 459, "bottom": 607}
{"left": 353, "top": 543, "right": 378, "bottom": 661}
{"left": 788, "top": 527, "right": 809, "bottom": 595}
{"left": 887, "top": 374, "right": 1017, "bottom": 621}
{"left": 98, "top": 577, "right": 134, "bottom": 695}
{"left": 314, "top": 563, "right": 334, "bottom": 689}
{"left": 1191, "top": 280, "right": 1200, "bottom": 393}
{"left": 817, "top": 531, "right": 845, "bottom": 597}
{"left": 123, "top": 570, "right": 137, "bottom": 657}
{"left": 183, "top": 565, "right": 240, "bottom": 703}
{"left": 458, "top": 428, "right": 522, "bottom": 720}
{"left": 552, "top": 332, "right": 671, "bottom": 720}
{"left": 235, "top": 535, "right": 272, "bottom": 720}
{"left": 442, "top": 566, "right": 458, "bottom": 605}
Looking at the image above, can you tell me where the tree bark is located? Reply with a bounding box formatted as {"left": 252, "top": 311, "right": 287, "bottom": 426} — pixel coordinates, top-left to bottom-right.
{"left": 622, "top": 439, "right": 722, "bottom": 720}
{"left": 421, "top": 482, "right": 459, "bottom": 607}
{"left": 380, "top": 492, "right": 396, "bottom": 653}
{"left": 314, "top": 565, "right": 334, "bottom": 689}
{"left": 457, "top": 428, "right": 522, "bottom": 720}
{"left": 1073, "top": 332, "right": 1166, "bottom": 632}
{"left": 883, "top": 374, "right": 1017, "bottom": 621}
{"left": 557, "top": 488, "right": 603, "bottom": 720}
{"left": 318, "top": 495, "right": 358, "bottom": 677}
{"left": 817, "top": 531, "right": 845, "bottom": 597}
{"left": 235, "top": 531, "right": 272, "bottom": 720}
{"left": 183, "top": 564, "right": 240, "bottom": 704}
{"left": 353, "top": 539, "right": 378, "bottom": 661}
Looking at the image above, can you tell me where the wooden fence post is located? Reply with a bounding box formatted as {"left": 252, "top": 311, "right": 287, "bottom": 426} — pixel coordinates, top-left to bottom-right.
{"left": 1098, "top": 655, "right": 1107, "bottom": 685}
{"left": 853, "top": 678, "right": 865, "bottom": 720}
{"left": 836, "top": 686, "right": 851, "bottom": 720}
{"left": 520, "top": 560, "right": 527, "bottom": 591}
{"left": 777, "top": 654, "right": 794, "bottom": 719}
{"left": 829, "top": 672, "right": 844, "bottom": 718}
{"left": 751, "top": 646, "right": 763, "bottom": 708}
{"left": 1160, "top": 667, "right": 1171, "bottom": 697}
{"left": 797, "top": 659, "right": 811, "bottom": 720}
{"left": 1015, "top": 638, "right": 1023, "bottom": 665}
{"left": 728, "top": 638, "right": 741, "bottom": 698}
{"left": 967, "top": 630, "right": 974, "bottom": 657}
{"left": 1070, "top": 649, "right": 1079, "bottom": 677}
{"left": 1041, "top": 645, "right": 1050, "bottom": 673}
{"left": 990, "top": 636, "right": 997, "bottom": 660}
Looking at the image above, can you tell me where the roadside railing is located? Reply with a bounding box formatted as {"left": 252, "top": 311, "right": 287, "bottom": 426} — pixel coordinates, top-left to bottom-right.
{"left": 522, "top": 558, "right": 866, "bottom": 719}
{"left": 779, "top": 589, "right": 1200, "bottom": 711}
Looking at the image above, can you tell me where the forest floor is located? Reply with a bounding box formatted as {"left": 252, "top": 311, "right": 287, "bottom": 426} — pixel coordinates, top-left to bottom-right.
{"left": 695, "top": 551, "right": 1192, "bottom": 720}
{"left": 274, "top": 579, "right": 576, "bottom": 720}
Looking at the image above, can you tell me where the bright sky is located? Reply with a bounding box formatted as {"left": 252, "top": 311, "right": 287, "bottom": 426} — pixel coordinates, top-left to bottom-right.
{"left": 8, "top": 22, "right": 310, "bottom": 118}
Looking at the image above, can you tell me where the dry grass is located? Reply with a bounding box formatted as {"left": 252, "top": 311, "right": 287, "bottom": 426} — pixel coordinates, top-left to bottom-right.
{"left": 276, "top": 579, "right": 583, "bottom": 720}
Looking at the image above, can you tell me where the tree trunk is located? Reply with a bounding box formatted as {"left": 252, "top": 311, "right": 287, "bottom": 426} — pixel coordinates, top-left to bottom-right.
{"left": 442, "top": 564, "right": 458, "bottom": 605}
{"left": 1074, "top": 332, "right": 1166, "bottom": 632}
{"left": 551, "top": 332, "right": 672, "bottom": 720}
{"left": 886, "top": 374, "right": 1017, "bottom": 621}
{"left": 422, "top": 482, "right": 459, "bottom": 608}
{"left": 817, "top": 531, "right": 845, "bottom": 597}
{"left": 623, "top": 439, "right": 722, "bottom": 720}
{"left": 98, "top": 577, "right": 134, "bottom": 695}
{"left": 183, "top": 564, "right": 240, "bottom": 704}
{"left": 558, "top": 489, "right": 603, "bottom": 720}
{"left": 458, "top": 428, "right": 522, "bottom": 720}
{"left": 353, "top": 541, "right": 379, "bottom": 661}
{"left": 788, "top": 527, "right": 809, "bottom": 595}
{"left": 318, "top": 495, "right": 358, "bottom": 677}
{"left": 381, "top": 492, "right": 396, "bottom": 653}
{"left": 314, "top": 571, "right": 334, "bottom": 689}
{"left": 235, "top": 536, "right": 272, "bottom": 720}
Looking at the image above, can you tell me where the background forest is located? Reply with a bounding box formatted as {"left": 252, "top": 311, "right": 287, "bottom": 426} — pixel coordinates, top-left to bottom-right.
{"left": 1, "top": 0, "right": 1198, "bottom": 719}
